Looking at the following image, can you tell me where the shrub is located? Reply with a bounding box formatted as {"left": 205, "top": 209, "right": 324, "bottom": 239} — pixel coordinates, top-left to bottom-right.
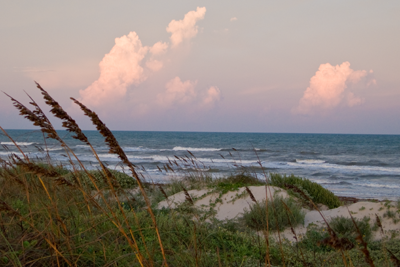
{"left": 330, "top": 216, "right": 372, "bottom": 243}
{"left": 211, "top": 173, "right": 265, "bottom": 194}
{"left": 269, "top": 173, "right": 341, "bottom": 209}
{"left": 242, "top": 195, "right": 305, "bottom": 231}
{"left": 300, "top": 224, "right": 332, "bottom": 253}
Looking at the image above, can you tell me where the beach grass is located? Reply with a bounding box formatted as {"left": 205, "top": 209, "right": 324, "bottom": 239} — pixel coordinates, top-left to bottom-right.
{"left": 1, "top": 83, "right": 400, "bottom": 266}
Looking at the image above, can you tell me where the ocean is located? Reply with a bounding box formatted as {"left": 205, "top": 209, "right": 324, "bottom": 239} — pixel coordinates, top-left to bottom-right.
{"left": 1, "top": 130, "right": 400, "bottom": 200}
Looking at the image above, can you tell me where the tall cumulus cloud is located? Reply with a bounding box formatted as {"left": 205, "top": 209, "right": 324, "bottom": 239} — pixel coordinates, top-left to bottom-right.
{"left": 293, "top": 61, "right": 375, "bottom": 115}
{"left": 78, "top": 7, "right": 217, "bottom": 111}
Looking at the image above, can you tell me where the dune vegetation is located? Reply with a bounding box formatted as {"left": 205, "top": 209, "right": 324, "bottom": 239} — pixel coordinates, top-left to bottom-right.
{"left": 1, "top": 83, "right": 400, "bottom": 266}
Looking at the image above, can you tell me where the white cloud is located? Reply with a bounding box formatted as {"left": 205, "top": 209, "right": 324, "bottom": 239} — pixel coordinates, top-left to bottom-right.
{"left": 203, "top": 86, "right": 221, "bottom": 106}
{"left": 79, "top": 8, "right": 208, "bottom": 108}
{"left": 294, "top": 61, "right": 374, "bottom": 115}
{"left": 166, "top": 7, "right": 206, "bottom": 47}
{"left": 79, "top": 32, "right": 148, "bottom": 106}
{"left": 76, "top": 7, "right": 221, "bottom": 120}
{"left": 149, "top": 41, "right": 168, "bottom": 56}
{"left": 157, "top": 77, "right": 197, "bottom": 106}
{"left": 157, "top": 77, "right": 222, "bottom": 110}
{"left": 145, "top": 59, "right": 163, "bottom": 72}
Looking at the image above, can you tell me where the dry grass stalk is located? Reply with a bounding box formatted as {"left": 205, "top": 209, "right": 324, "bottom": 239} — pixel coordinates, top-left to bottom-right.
{"left": 252, "top": 150, "right": 272, "bottom": 267}
{"left": 0, "top": 126, "right": 29, "bottom": 162}
{"left": 0, "top": 200, "right": 20, "bottom": 217}
{"left": 386, "top": 248, "right": 400, "bottom": 266}
{"left": 347, "top": 208, "right": 375, "bottom": 267}
{"left": 245, "top": 186, "right": 257, "bottom": 203}
{"left": 193, "top": 223, "right": 199, "bottom": 267}
{"left": 4, "top": 92, "right": 60, "bottom": 142}
{"left": 35, "top": 82, "right": 89, "bottom": 144}
{"left": 182, "top": 186, "right": 194, "bottom": 205}
{"left": 283, "top": 183, "right": 357, "bottom": 265}
{"left": 5, "top": 88, "right": 150, "bottom": 265}
{"left": 281, "top": 199, "right": 309, "bottom": 267}
{"left": 33, "top": 85, "right": 152, "bottom": 263}
{"left": 70, "top": 97, "right": 168, "bottom": 266}
{"left": 187, "top": 150, "right": 197, "bottom": 159}
{"left": 12, "top": 155, "right": 59, "bottom": 178}
{"left": 158, "top": 185, "right": 168, "bottom": 200}
{"left": 375, "top": 214, "right": 383, "bottom": 234}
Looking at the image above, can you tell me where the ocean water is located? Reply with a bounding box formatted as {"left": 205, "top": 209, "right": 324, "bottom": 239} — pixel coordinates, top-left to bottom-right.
{"left": 1, "top": 130, "right": 400, "bottom": 200}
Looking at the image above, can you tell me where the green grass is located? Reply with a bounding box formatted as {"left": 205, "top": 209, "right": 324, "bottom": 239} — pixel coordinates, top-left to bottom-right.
{"left": 3, "top": 152, "right": 400, "bottom": 266}
{"left": 242, "top": 195, "right": 305, "bottom": 231}
{"left": 209, "top": 173, "right": 266, "bottom": 194}
{"left": 329, "top": 216, "right": 373, "bottom": 243}
{"left": 269, "top": 173, "right": 341, "bottom": 209}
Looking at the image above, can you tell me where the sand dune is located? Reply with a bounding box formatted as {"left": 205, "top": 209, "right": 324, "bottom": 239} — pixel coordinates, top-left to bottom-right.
{"left": 158, "top": 185, "right": 400, "bottom": 241}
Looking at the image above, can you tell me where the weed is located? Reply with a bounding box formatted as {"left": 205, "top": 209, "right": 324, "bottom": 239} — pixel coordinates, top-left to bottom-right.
{"left": 242, "top": 195, "right": 305, "bottom": 231}
{"left": 329, "top": 216, "right": 373, "bottom": 244}
{"left": 269, "top": 173, "right": 341, "bottom": 208}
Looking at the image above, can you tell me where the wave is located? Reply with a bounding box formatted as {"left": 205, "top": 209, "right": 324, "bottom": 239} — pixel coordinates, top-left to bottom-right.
{"left": 76, "top": 145, "right": 91, "bottom": 149}
{"left": 121, "top": 146, "right": 155, "bottom": 152}
{"left": 45, "top": 147, "right": 63, "bottom": 151}
{"left": 0, "top": 151, "right": 25, "bottom": 156}
{"left": 220, "top": 148, "right": 269, "bottom": 152}
{"left": 299, "top": 151, "right": 320, "bottom": 155}
{"left": 287, "top": 160, "right": 400, "bottom": 176}
{"left": 320, "top": 181, "right": 352, "bottom": 185}
{"left": 1, "top": 142, "right": 36, "bottom": 146}
{"left": 172, "top": 146, "right": 221, "bottom": 152}
{"left": 354, "top": 182, "right": 400, "bottom": 189}
{"left": 330, "top": 159, "right": 391, "bottom": 167}
{"left": 296, "top": 159, "right": 326, "bottom": 164}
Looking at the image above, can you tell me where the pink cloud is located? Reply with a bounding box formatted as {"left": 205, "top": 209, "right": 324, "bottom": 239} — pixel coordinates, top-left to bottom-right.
{"left": 166, "top": 7, "right": 206, "bottom": 47}
{"left": 157, "top": 77, "right": 222, "bottom": 109}
{"left": 294, "top": 61, "right": 374, "bottom": 115}
{"left": 145, "top": 59, "right": 163, "bottom": 72}
{"left": 79, "top": 32, "right": 148, "bottom": 107}
{"left": 76, "top": 7, "right": 220, "bottom": 119}
{"left": 203, "top": 86, "right": 221, "bottom": 106}
{"left": 79, "top": 8, "right": 208, "bottom": 108}
{"left": 157, "top": 77, "right": 197, "bottom": 106}
{"left": 150, "top": 41, "right": 168, "bottom": 56}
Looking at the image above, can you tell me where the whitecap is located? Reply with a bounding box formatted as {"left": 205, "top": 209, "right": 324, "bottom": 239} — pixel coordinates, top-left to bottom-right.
{"left": 172, "top": 146, "right": 221, "bottom": 152}
{"left": 296, "top": 159, "right": 326, "bottom": 164}
{"left": 1, "top": 142, "right": 36, "bottom": 146}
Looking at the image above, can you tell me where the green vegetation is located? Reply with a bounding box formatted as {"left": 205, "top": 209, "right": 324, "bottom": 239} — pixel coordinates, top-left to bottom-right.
{"left": 269, "top": 173, "right": 341, "bottom": 209}
{"left": 329, "top": 216, "right": 373, "bottom": 243}
{"left": 209, "top": 173, "right": 266, "bottom": 194}
{"left": 242, "top": 195, "right": 305, "bottom": 231}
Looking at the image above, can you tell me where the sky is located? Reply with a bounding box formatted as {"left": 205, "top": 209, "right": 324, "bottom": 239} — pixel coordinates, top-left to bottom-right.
{"left": 1, "top": 0, "right": 399, "bottom": 134}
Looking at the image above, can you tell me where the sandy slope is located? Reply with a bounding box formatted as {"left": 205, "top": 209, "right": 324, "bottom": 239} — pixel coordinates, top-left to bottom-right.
{"left": 158, "top": 186, "right": 289, "bottom": 221}
{"left": 158, "top": 185, "right": 400, "bottom": 241}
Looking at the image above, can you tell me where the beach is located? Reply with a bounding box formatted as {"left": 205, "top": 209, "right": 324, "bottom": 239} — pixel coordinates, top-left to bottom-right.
{"left": 158, "top": 185, "right": 400, "bottom": 242}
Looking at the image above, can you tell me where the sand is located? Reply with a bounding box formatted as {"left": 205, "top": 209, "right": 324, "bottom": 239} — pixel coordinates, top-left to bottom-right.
{"left": 158, "top": 186, "right": 289, "bottom": 221}
{"left": 158, "top": 185, "right": 400, "bottom": 241}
